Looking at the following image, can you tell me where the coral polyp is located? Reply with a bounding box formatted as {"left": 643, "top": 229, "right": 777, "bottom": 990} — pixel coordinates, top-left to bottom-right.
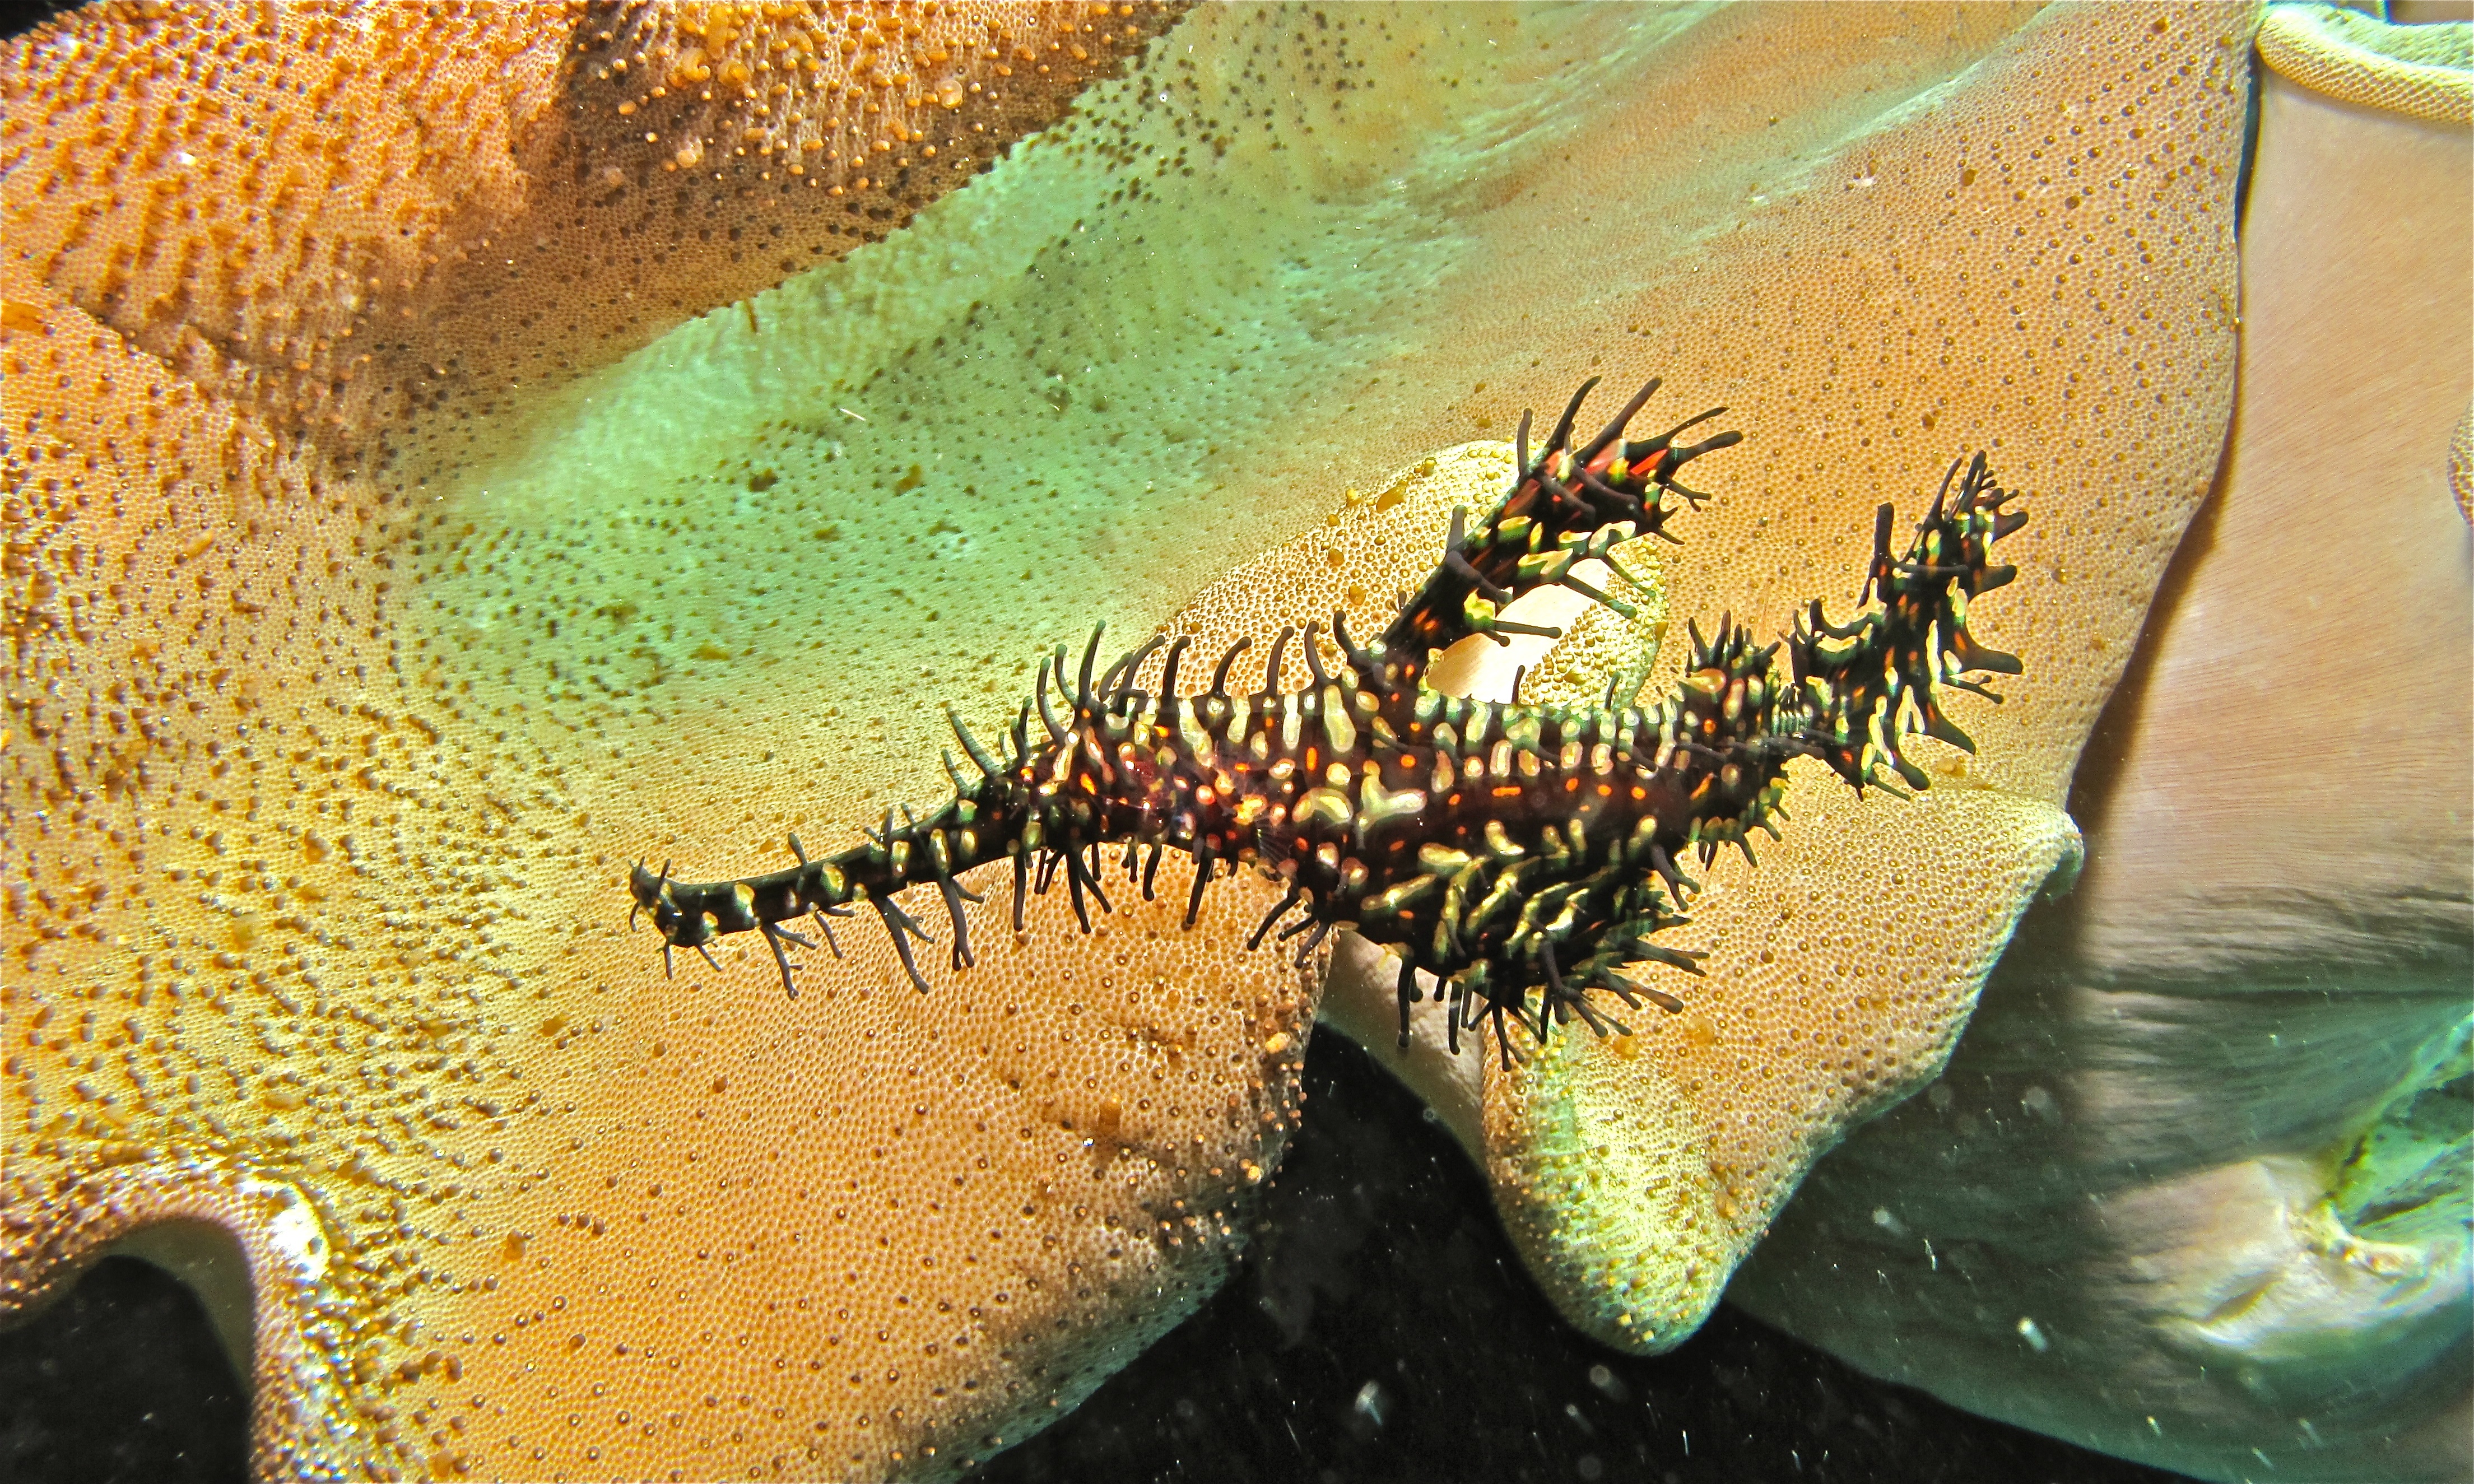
{"left": 630, "top": 379, "right": 2027, "bottom": 1062}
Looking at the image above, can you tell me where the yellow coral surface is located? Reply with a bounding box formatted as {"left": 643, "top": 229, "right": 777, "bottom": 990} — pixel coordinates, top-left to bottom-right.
{"left": 4, "top": 2, "right": 2270, "bottom": 1479}
{"left": 1314, "top": 0, "right": 2254, "bottom": 1354}
{"left": 1733, "top": 15, "right": 2474, "bottom": 1480}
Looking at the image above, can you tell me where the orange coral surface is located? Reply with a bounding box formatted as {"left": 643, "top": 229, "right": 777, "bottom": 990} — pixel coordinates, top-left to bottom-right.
{"left": 4, "top": 3, "right": 2276, "bottom": 1481}
{"left": 6, "top": 5, "right": 1220, "bottom": 1480}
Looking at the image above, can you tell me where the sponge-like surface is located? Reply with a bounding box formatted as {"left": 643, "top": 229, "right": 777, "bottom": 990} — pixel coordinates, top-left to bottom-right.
{"left": 3, "top": 2, "right": 2253, "bottom": 1478}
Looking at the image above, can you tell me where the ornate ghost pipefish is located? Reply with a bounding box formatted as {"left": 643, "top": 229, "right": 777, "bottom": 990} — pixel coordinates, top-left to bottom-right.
{"left": 629, "top": 376, "right": 2027, "bottom": 1066}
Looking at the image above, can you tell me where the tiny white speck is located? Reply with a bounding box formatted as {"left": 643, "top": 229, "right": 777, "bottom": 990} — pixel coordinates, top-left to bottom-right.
{"left": 245, "top": 1176, "right": 331, "bottom": 1283}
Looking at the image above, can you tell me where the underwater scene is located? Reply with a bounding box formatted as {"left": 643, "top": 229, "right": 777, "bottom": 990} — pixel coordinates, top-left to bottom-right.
{"left": 2, "top": 2, "right": 2467, "bottom": 1482}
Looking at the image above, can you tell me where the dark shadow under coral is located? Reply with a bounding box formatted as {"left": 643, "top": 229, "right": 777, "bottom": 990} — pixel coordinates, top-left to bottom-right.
{"left": 0, "top": 1255, "right": 250, "bottom": 1484}
{"left": 0, "top": 1039, "right": 2187, "bottom": 1484}
{"left": 978, "top": 1032, "right": 2180, "bottom": 1484}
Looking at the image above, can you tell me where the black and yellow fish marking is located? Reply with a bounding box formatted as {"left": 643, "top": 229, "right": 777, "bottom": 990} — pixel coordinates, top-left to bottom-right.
{"left": 629, "top": 376, "right": 2026, "bottom": 1064}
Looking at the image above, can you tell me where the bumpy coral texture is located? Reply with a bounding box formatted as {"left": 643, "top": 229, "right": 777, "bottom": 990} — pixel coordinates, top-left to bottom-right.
{"left": 3, "top": 3, "right": 2257, "bottom": 1481}
{"left": 1304, "top": 0, "right": 2251, "bottom": 1358}
{"left": 1732, "top": 18, "right": 2474, "bottom": 1482}
{"left": 8, "top": 5, "right": 1244, "bottom": 1482}
{"left": 2258, "top": 1, "right": 2471, "bottom": 123}
{"left": 7, "top": 0, "right": 1176, "bottom": 467}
